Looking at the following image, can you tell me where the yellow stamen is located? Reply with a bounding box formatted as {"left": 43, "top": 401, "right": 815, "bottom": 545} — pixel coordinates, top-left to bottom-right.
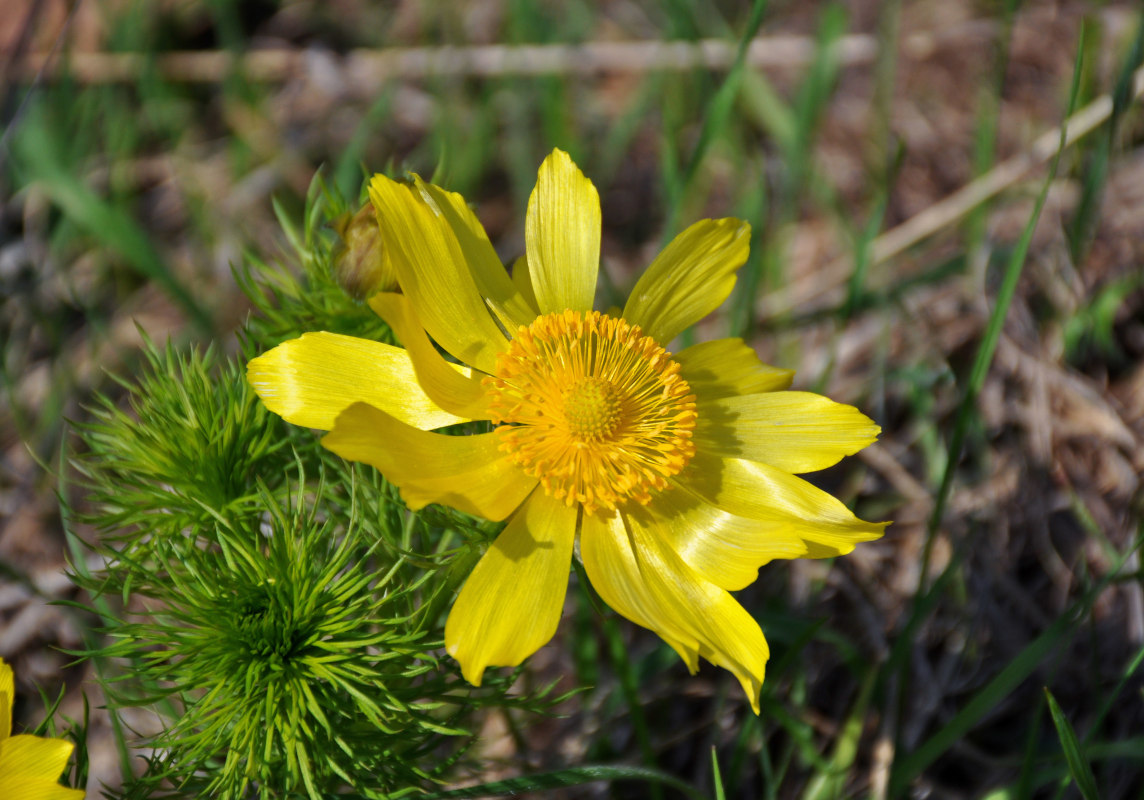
{"left": 484, "top": 310, "right": 697, "bottom": 514}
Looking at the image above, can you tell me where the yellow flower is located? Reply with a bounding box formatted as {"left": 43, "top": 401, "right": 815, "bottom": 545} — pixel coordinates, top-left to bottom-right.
{"left": 248, "top": 149, "right": 885, "bottom": 712}
{"left": 0, "top": 658, "right": 85, "bottom": 800}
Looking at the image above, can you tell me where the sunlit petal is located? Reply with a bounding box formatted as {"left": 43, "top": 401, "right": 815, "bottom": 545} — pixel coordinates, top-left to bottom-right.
{"left": 640, "top": 485, "right": 805, "bottom": 591}
{"left": 369, "top": 292, "right": 491, "bottom": 419}
{"left": 0, "top": 778, "right": 86, "bottom": 800}
{"left": 680, "top": 453, "right": 887, "bottom": 559}
{"left": 677, "top": 338, "right": 794, "bottom": 399}
{"left": 0, "top": 735, "right": 73, "bottom": 784}
{"left": 414, "top": 177, "right": 537, "bottom": 330}
{"left": 0, "top": 661, "right": 84, "bottom": 799}
{"left": 525, "top": 149, "right": 600, "bottom": 314}
{"left": 369, "top": 174, "right": 507, "bottom": 372}
{"left": 581, "top": 510, "right": 768, "bottom": 713}
{"left": 694, "top": 391, "right": 880, "bottom": 473}
{"left": 510, "top": 254, "right": 540, "bottom": 316}
{"left": 247, "top": 332, "right": 465, "bottom": 431}
{"left": 445, "top": 491, "right": 577, "bottom": 685}
{"left": 0, "top": 782, "right": 86, "bottom": 800}
{"left": 0, "top": 658, "right": 11, "bottom": 742}
{"left": 623, "top": 219, "right": 750, "bottom": 344}
{"left": 323, "top": 402, "right": 535, "bottom": 521}
{"left": 646, "top": 454, "right": 886, "bottom": 590}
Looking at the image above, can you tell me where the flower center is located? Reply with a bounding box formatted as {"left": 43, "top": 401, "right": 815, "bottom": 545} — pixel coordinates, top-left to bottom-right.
{"left": 562, "top": 377, "right": 621, "bottom": 441}
{"left": 484, "top": 310, "right": 697, "bottom": 514}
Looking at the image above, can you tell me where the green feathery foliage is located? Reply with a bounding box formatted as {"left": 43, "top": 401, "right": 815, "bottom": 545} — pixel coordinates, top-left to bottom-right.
{"left": 88, "top": 471, "right": 490, "bottom": 800}
{"left": 75, "top": 342, "right": 288, "bottom": 552}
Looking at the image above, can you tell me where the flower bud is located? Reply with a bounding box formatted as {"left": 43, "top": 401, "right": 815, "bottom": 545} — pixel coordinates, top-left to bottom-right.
{"left": 332, "top": 202, "right": 398, "bottom": 300}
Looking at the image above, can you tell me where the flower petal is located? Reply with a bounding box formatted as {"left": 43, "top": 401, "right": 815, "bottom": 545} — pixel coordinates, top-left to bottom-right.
{"left": 445, "top": 491, "right": 577, "bottom": 685}
{"left": 525, "top": 149, "right": 600, "bottom": 314}
{"left": 510, "top": 255, "right": 540, "bottom": 317}
{"left": 0, "top": 658, "right": 11, "bottom": 741}
{"left": 0, "top": 734, "right": 73, "bottom": 784}
{"left": 676, "top": 337, "right": 794, "bottom": 399}
{"left": 639, "top": 485, "right": 806, "bottom": 591}
{"left": 0, "top": 781, "right": 86, "bottom": 800}
{"left": 322, "top": 402, "right": 535, "bottom": 521}
{"left": 368, "top": 292, "right": 491, "bottom": 419}
{"left": 694, "top": 391, "right": 880, "bottom": 473}
{"left": 657, "top": 453, "right": 887, "bottom": 589}
{"left": 247, "top": 332, "right": 465, "bottom": 431}
{"left": 622, "top": 219, "right": 750, "bottom": 345}
{"left": 414, "top": 177, "right": 537, "bottom": 331}
{"left": 369, "top": 174, "right": 507, "bottom": 372}
{"left": 581, "top": 510, "right": 769, "bottom": 713}
{"left": 686, "top": 454, "right": 888, "bottom": 557}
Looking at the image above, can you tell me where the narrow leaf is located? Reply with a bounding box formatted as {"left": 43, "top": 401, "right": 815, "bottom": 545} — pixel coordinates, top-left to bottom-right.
{"left": 1045, "top": 689, "right": 1101, "bottom": 800}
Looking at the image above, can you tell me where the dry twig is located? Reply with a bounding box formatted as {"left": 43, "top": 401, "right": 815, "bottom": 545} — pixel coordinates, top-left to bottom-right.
{"left": 869, "top": 65, "right": 1144, "bottom": 267}
{"left": 10, "top": 23, "right": 998, "bottom": 85}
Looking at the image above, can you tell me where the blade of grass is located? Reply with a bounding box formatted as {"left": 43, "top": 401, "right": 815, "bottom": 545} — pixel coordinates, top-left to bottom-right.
{"left": 1067, "top": 12, "right": 1144, "bottom": 263}
{"left": 738, "top": 69, "right": 797, "bottom": 154}
{"left": 602, "top": 613, "right": 662, "bottom": 800}
{"left": 916, "top": 22, "right": 1088, "bottom": 596}
{"left": 756, "top": 715, "right": 777, "bottom": 800}
{"left": 730, "top": 5, "right": 845, "bottom": 335}
{"left": 867, "top": 62, "right": 1144, "bottom": 271}
{"left": 991, "top": 735, "right": 1144, "bottom": 798}
{"left": 882, "top": 549, "right": 962, "bottom": 790}
{"left": 842, "top": 188, "right": 890, "bottom": 321}
{"left": 785, "top": 4, "right": 847, "bottom": 202}
{"left": 1013, "top": 688, "right": 1048, "bottom": 800}
{"left": 800, "top": 668, "right": 876, "bottom": 800}
{"left": 888, "top": 47, "right": 1092, "bottom": 780}
{"left": 867, "top": 0, "right": 901, "bottom": 173}
{"left": 725, "top": 714, "right": 761, "bottom": 800}
{"left": 711, "top": 746, "right": 726, "bottom": 800}
{"left": 12, "top": 107, "right": 214, "bottom": 335}
{"left": 1083, "top": 641, "right": 1144, "bottom": 747}
{"left": 660, "top": 0, "right": 705, "bottom": 39}
{"left": 1046, "top": 632, "right": 1144, "bottom": 800}
{"left": 890, "top": 605, "right": 1072, "bottom": 795}
{"left": 759, "top": 694, "right": 834, "bottom": 775}
{"left": 661, "top": 0, "right": 769, "bottom": 241}
{"left": 965, "top": 0, "right": 1021, "bottom": 256}
{"left": 727, "top": 174, "right": 768, "bottom": 337}
{"left": 333, "top": 89, "right": 394, "bottom": 199}
{"left": 0, "top": 0, "right": 76, "bottom": 169}
{"left": 889, "top": 525, "right": 1143, "bottom": 796}
{"left": 1044, "top": 689, "right": 1101, "bottom": 800}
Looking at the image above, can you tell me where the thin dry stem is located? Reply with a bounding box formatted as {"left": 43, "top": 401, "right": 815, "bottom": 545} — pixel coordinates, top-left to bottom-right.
{"left": 869, "top": 65, "right": 1144, "bottom": 266}
{"left": 11, "top": 23, "right": 996, "bottom": 85}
